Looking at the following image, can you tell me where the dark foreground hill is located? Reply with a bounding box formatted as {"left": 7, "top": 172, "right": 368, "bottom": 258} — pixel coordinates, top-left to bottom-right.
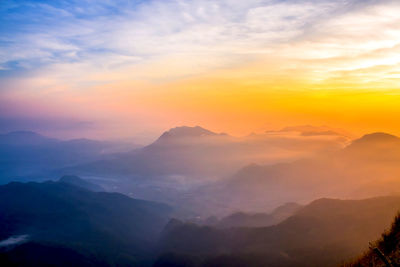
{"left": 343, "top": 214, "right": 400, "bottom": 267}
{"left": 155, "top": 196, "right": 400, "bottom": 267}
{"left": 0, "top": 180, "right": 172, "bottom": 266}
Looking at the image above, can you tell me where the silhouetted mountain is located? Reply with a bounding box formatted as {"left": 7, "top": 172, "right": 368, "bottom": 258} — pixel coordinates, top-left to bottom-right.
{"left": 0, "top": 180, "right": 172, "bottom": 266}
{"left": 156, "top": 196, "right": 400, "bottom": 267}
{"left": 59, "top": 175, "right": 104, "bottom": 192}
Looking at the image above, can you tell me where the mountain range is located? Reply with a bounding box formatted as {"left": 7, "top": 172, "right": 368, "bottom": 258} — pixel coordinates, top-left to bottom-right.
{"left": 0, "top": 178, "right": 172, "bottom": 266}
{"left": 0, "top": 131, "right": 138, "bottom": 183}
{"left": 62, "top": 125, "right": 349, "bottom": 180}
{"left": 48, "top": 125, "right": 351, "bottom": 215}
{"left": 156, "top": 196, "right": 400, "bottom": 267}
{"left": 189, "top": 132, "right": 400, "bottom": 214}
{"left": 2, "top": 126, "right": 400, "bottom": 217}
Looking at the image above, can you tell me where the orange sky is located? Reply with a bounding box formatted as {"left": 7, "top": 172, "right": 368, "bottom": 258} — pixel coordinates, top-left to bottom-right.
{"left": 1, "top": 0, "right": 400, "bottom": 142}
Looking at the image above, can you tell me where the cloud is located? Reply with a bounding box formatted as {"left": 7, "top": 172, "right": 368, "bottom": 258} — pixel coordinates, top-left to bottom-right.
{"left": 0, "top": 1, "right": 351, "bottom": 79}
{"left": 0, "top": 235, "right": 29, "bottom": 248}
{"left": 1, "top": 0, "right": 400, "bottom": 138}
{"left": 1, "top": 0, "right": 398, "bottom": 88}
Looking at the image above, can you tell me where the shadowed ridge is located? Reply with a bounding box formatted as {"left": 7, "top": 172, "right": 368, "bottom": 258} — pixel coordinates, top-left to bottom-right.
{"left": 58, "top": 175, "right": 104, "bottom": 192}
{"left": 0, "top": 131, "right": 59, "bottom": 145}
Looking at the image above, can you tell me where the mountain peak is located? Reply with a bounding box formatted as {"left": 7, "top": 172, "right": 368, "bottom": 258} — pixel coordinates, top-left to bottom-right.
{"left": 357, "top": 132, "right": 399, "bottom": 142}
{"left": 348, "top": 132, "right": 400, "bottom": 148}
{"left": 158, "top": 126, "right": 219, "bottom": 140}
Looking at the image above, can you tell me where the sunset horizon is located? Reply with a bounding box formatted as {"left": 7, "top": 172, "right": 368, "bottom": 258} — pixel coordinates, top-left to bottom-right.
{"left": 1, "top": 1, "right": 400, "bottom": 267}
{"left": 1, "top": 0, "right": 400, "bottom": 141}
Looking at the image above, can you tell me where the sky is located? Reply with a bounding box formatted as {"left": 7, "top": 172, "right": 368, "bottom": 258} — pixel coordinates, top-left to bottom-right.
{"left": 1, "top": 0, "right": 400, "bottom": 142}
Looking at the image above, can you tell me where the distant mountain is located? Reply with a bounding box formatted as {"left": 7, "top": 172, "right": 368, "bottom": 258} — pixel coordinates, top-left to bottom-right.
{"left": 341, "top": 132, "right": 400, "bottom": 162}
{"left": 197, "top": 132, "right": 400, "bottom": 213}
{"left": 66, "top": 124, "right": 349, "bottom": 176}
{"left": 208, "top": 202, "right": 302, "bottom": 228}
{"left": 58, "top": 175, "right": 104, "bottom": 192}
{"left": 348, "top": 132, "right": 400, "bottom": 146}
{"left": 0, "top": 131, "right": 137, "bottom": 183}
{"left": 61, "top": 125, "right": 350, "bottom": 212}
{"left": 60, "top": 126, "right": 233, "bottom": 179}
{"left": 156, "top": 196, "right": 400, "bottom": 267}
{"left": 156, "top": 126, "right": 223, "bottom": 141}
{"left": 0, "top": 180, "right": 172, "bottom": 266}
{"left": 0, "top": 131, "right": 58, "bottom": 146}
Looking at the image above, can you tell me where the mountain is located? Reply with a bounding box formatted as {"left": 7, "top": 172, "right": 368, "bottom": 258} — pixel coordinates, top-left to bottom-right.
{"left": 341, "top": 132, "right": 400, "bottom": 162}
{"left": 66, "top": 125, "right": 349, "bottom": 178}
{"left": 155, "top": 196, "right": 400, "bottom": 267}
{"left": 66, "top": 126, "right": 235, "bottom": 179}
{"left": 347, "top": 132, "right": 400, "bottom": 146}
{"left": 0, "top": 131, "right": 58, "bottom": 146}
{"left": 58, "top": 175, "right": 104, "bottom": 192}
{"left": 61, "top": 125, "right": 350, "bottom": 214}
{"left": 0, "top": 131, "right": 137, "bottom": 183}
{"left": 0, "top": 180, "right": 172, "bottom": 266}
{"left": 196, "top": 132, "right": 400, "bottom": 213}
{"left": 207, "top": 202, "right": 302, "bottom": 228}
{"left": 156, "top": 126, "right": 223, "bottom": 141}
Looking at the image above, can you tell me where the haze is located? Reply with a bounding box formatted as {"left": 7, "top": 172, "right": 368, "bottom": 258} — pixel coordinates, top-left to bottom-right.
{"left": 1, "top": 1, "right": 400, "bottom": 267}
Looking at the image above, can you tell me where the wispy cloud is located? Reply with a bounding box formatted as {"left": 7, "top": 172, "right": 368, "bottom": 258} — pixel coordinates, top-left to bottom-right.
{"left": 1, "top": 0, "right": 385, "bottom": 80}
{"left": 0, "top": 234, "right": 29, "bottom": 247}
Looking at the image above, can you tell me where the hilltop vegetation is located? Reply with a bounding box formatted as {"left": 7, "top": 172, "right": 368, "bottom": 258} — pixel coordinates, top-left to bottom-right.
{"left": 343, "top": 214, "right": 400, "bottom": 267}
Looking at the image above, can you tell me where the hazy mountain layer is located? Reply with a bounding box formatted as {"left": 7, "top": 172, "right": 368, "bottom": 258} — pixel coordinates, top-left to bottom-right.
{"left": 64, "top": 125, "right": 349, "bottom": 180}
{"left": 191, "top": 132, "right": 400, "bottom": 214}
{"left": 0, "top": 131, "right": 138, "bottom": 183}
{"left": 156, "top": 196, "right": 400, "bottom": 267}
